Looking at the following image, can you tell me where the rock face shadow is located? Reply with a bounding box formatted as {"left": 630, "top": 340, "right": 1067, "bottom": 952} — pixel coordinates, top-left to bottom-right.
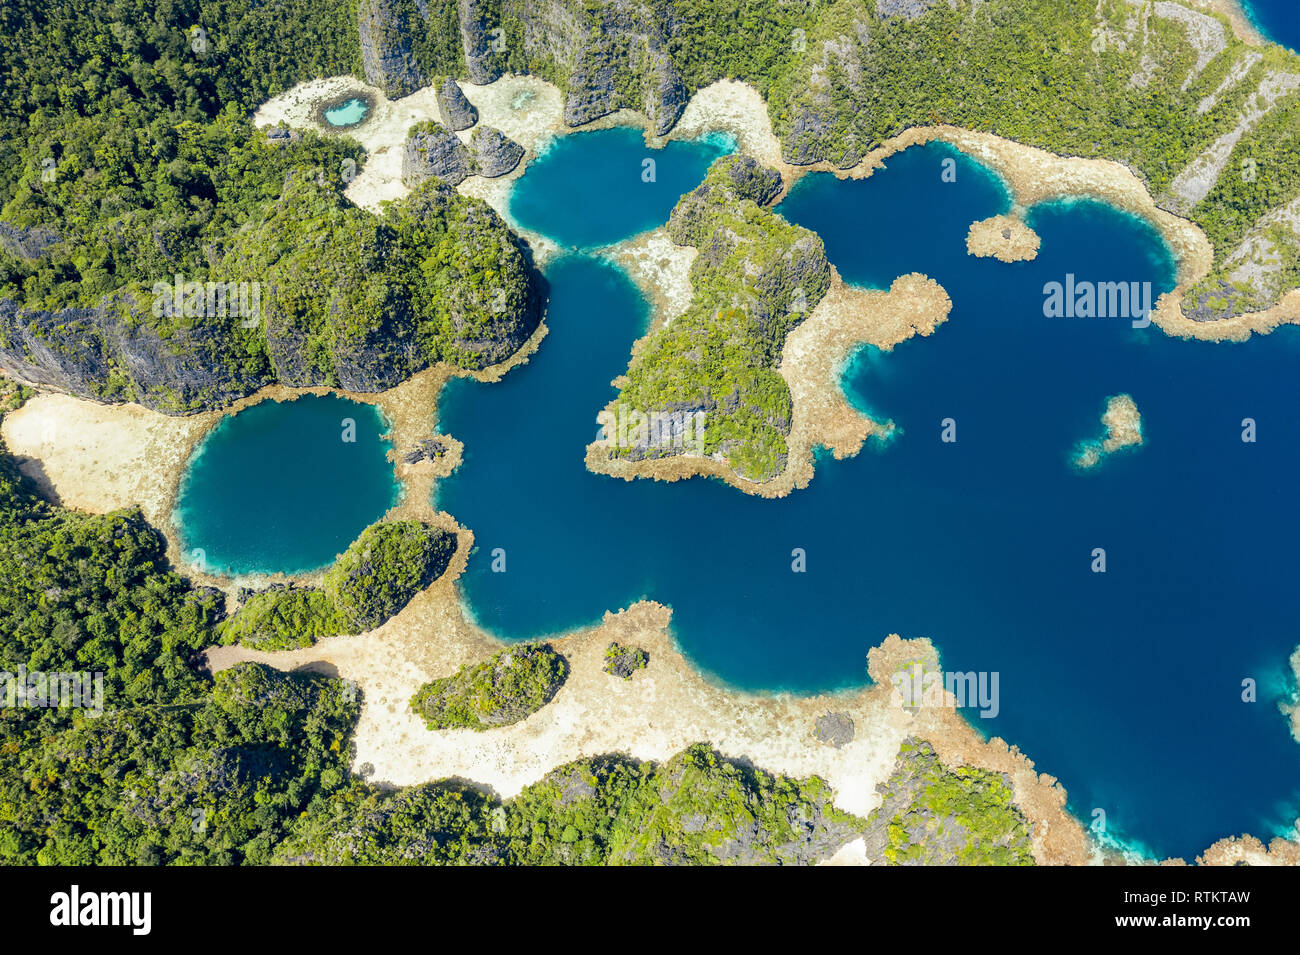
{"left": 14, "top": 456, "right": 62, "bottom": 506}
{"left": 293, "top": 661, "right": 340, "bottom": 679}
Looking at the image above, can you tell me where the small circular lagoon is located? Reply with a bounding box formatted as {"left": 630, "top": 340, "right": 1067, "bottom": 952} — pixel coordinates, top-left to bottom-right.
{"left": 319, "top": 94, "right": 372, "bottom": 129}
{"left": 173, "top": 394, "right": 399, "bottom": 577}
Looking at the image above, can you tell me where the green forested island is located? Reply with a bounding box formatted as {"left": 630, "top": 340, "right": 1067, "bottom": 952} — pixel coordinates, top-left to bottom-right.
{"left": 603, "top": 155, "right": 829, "bottom": 481}
{"left": 217, "top": 520, "right": 458, "bottom": 649}
{"left": 410, "top": 642, "right": 569, "bottom": 731}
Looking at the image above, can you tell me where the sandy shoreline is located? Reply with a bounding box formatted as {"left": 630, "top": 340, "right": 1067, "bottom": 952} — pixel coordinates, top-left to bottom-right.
{"left": 673, "top": 80, "right": 1300, "bottom": 344}
{"left": 9, "top": 375, "right": 1294, "bottom": 863}
{"left": 0, "top": 316, "right": 548, "bottom": 598}
{"left": 2, "top": 378, "right": 1099, "bottom": 864}
{"left": 577, "top": 75, "right": 1300, "bottom": 503}
{"left": 255, "top": 70, "right": 1296, "bottom": 350}
{"left": 207, "top": 597, "right": 1094, "bottom": 865}
{"left": 1191, "top": 0, "right": 1266, "bottom": 45}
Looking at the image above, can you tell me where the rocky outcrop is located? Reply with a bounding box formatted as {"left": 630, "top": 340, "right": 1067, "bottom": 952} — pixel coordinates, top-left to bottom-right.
{"left": 437, "top": 77, "right": 478, "bottom": 129}
{"left": 877, "top": 0, "right": 943, "bottom": 19}
{"left": 0, "top": 297, "right": 270, "bottom": 413}
{"left": 607, "top": 745, "right": 864, "bottom": 865}
{"left": 1182, "top": 279, "right": 1255, "bottom": 322}
{"left": 563, "top": 56, "right": 618, "bottom": 126}
{"left": 325, "top": 317, "right": 423, "bottom": 393}
{"left": 397, "top": 180, "right": 546, "bottom": 369}
{"left": 600, "top": 155, "right": 830, "bottom": 483}
{"left": 562, "top": 39, "right": 686, "bottom": 134}
{"left": 402, "top": 121, "right": 472, "bottom": 186}
{"left": 403, "top": 437, "right": 447, "bottom": 464}
{"left": 603, "top": 642, "right": 649, "bottom": 679}
{"left": 358, "top": 0, "right": 430, "bottom": 98}
{"left": 813, "top": 712, "right": 854, "bottom": 748}
{"left": 263, "top": 124, "right": 302, "bottom": 147}
{"left": 107, "top": 308, "right": 274, "bottom": 410}
{"left": 323, "top": 520, "right": 459, "bottom": 632}
{"left": 778, "top": 18, "right": 873, "bottom": 167}
{"left": 722, "top": 156, "right": 783, "bottom": 206}
{"left": 639, "top": 47, "right": 689, "bottom": 136}
{"left": 864, "top": 739, "right": 1035, "bottom": 865}
{"left": 0, "top": 222, "right": 61, "bottom": 259}
{"left": 666, "top": 156, "right": 789, "bottom": 245}
{"left": 0, "top": 300, "right": 113, "bottom": 400}
{"left": 1, "top": 179, "right": 543, "bottom": 413}
{"left": 356, "top": 0, "right": 692, "bottom": 135}
{"left": 469, "top": 125, "right": 524, "bottom": 177}
{"left": 411, "top": 643, "right": 570, "bottom": 731}
{"left": 497, "top": 0, "right": 686, "bottom": 134}
{"left": 458, "top": 0, "right": 504, "bottom": 85}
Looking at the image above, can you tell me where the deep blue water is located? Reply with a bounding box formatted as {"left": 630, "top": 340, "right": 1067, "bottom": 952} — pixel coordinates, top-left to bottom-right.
{"left": 324, "top": 98, "right": 369, "bottom": 126}
{"left": 174, "top": 395, "right": 399, "bottom": 576}
{"left": 435, "top": 134, "right": 1300, "bottom": 858}
{"left": 508, "top": 126, "right": 734, "bottom": 248}
{"left": 1244, "top": 0, "right": 1300, "bottom": 51}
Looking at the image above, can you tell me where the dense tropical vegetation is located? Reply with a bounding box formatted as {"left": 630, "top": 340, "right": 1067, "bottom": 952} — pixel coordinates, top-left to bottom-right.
{"left": 410, "top": 642, "right": 569, "bottom": 731}
{"left": 218, "top": 520, "right": 458, "bottom": 650}
{"left": 273, "top": 744, "right": 865, "bottom": 865}
{"left": 0, "top": 404, "right": 867, "bottom": 864}
{"left": 866, "top": 738, "right": 1035, "bottom": 865}
{"left": 5, "top": 0, "right": 1287, "bottom": 866}
{"left": 0, "top": 0, "right": 539, "bottom": 412}
{"left": 466, "top": 0, "right": 1300, "bottom": 317}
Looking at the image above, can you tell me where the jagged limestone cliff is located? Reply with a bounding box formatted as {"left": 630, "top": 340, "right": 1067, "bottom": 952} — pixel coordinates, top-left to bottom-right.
{"left": 354, "top": 0, "right": 1300, "bottom": 322}
{"left": 6, "top": 0, "right": 1300, "bottom": 416}
{"left": 0, "top": 173, "right": 542, "bottom": 412}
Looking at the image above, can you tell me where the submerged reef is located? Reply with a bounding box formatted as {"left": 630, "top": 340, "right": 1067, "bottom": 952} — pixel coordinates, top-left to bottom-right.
{"left": 1073, "top": 394, "right": 1143, "bottom": 470}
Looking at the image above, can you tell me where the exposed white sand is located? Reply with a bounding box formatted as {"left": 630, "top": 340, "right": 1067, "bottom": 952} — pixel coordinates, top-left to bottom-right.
{"left": 1, "top": 393, "right": 215, "bottom": 529}
{"left": 584, "top": 270, "right": 953, "bottom": 499}
{"left": 207, "top": 604, "right": 1093, "bottom": 865}
{"left": 253, "top": 73, "right": 565, "bottom": 264}
{"left": 602, "top": 228, "right": 697, "bottom": 325}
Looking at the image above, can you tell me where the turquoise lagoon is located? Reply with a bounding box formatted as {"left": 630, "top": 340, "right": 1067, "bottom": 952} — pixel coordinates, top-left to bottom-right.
{"left": 438, "top": 133, "right": 1300, "bottom": 859}
{"left": 174, "top": 394, "right": 399, "bottom": 577}
{"left": 508, "top": 126, "right": 734, "bottom": 248}
{"left": 323, "top": 97, "right": 369, "bottom": 127}
{"left": 174, "top": 127, "right": 1300, "bottom": 859}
